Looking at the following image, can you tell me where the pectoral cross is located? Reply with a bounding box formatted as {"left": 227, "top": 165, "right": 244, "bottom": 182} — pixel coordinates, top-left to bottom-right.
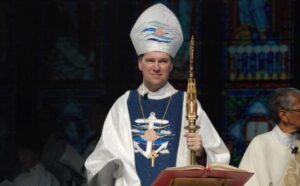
{"left": 149, "top": 150, "right": 158, "bottom": 167}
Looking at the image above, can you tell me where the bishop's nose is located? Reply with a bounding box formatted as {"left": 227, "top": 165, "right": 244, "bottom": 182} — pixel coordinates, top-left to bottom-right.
{"left": 153, "top": 61, "right": 161, "bottom": 71}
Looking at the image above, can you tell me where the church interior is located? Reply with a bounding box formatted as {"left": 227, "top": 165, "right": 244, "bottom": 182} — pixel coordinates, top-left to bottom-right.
{"left": 0, "top": 0, "right": 300, "bottom": 183}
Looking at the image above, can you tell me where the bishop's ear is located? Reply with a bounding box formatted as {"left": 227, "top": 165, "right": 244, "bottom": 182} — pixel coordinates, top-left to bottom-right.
{"left": 138, "top": 59, "right": 143, "bottom": 71}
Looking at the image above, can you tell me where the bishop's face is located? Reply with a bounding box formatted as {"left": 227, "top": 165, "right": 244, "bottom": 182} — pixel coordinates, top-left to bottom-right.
{"left": 138, "top": 51, "right": 173, "bottom": 92}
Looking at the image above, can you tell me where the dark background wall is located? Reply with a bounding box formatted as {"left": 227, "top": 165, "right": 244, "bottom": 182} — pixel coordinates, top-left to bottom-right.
{"left": 0, "top": 0, "right": 299, "bottom": 179}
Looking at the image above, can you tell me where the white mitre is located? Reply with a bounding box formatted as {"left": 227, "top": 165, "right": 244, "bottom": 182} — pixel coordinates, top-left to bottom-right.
{"left": 130, "top": 3, "right": 183, "bottom": 58}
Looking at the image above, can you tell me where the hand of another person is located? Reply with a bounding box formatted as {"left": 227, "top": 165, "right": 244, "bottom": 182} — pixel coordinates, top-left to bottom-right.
{"left": 184, "top": 132, "right": 204, "bottom": 157}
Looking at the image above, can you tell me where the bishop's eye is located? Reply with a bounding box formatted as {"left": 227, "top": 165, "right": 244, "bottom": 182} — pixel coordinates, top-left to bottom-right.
{"left": 159, "top": 59, "right": 169, "bottom": 64}
{"left": 145, "top": 58, "right": 155, "bottom": 63}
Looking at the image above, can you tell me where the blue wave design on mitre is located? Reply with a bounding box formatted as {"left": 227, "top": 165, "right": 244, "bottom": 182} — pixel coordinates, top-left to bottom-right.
{"left": 148, "top": 38, "right": 170, "bottom": 43}
{"left": 141, "top": 26, "right": 173, "bottom": 43}
{"left": 142, "top": 27, "right": 156, "bottom": 32}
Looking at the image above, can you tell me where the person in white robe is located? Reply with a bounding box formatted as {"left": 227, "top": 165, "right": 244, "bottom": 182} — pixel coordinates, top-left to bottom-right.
{"left": 85, "top": 3, "right": 230, "bottom": 186}
{"left": 239, "top": 87, "right": 300, "bottom": 186}
{"left": 13, "top": 163, "right": 60, "bottom": 186}
{"left": 0, "top": 163, "right": 59, "bottom": 186}
{"left": 3, "top": 139, "right": 60, "bottom": 186}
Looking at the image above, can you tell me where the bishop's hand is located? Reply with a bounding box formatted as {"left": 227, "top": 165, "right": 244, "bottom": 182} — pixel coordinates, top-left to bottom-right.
{"left": 184, "top": 132, "right": 204, "bottom": 157}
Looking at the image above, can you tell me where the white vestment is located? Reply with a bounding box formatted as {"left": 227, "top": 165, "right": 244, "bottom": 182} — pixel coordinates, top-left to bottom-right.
{"left": 239, "top": 125, "right": 300, "bottom": 186}
{"left": 85, "top": 82, "right": 230, "bottom": 186}
{"left": 13, "top": 163, "right": 60, "bottom": 186}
